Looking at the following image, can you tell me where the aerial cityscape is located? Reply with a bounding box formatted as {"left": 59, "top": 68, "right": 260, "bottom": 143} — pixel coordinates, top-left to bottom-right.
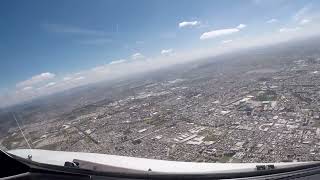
{"left": 1, "top": 38, "right": 320, "bottom": 163}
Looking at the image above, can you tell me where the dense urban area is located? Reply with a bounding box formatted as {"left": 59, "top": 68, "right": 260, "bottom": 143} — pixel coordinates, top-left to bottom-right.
{"left": 1, "top": 38, "right": 320, "bottom": 163}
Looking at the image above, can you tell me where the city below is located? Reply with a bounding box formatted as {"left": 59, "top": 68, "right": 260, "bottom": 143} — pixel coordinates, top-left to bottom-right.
{"left": 1, "top": 37, "right": 320, "bottom": 164}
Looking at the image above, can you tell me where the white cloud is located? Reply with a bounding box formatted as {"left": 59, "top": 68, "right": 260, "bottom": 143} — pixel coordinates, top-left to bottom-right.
{"left": 299, "top": 19, "right": 311, "bottom": 25}
{"left": 179, "top": 21, "right": 200, "bottom": 28}
{"left": 266, "top": 18, "right": 278, "bottom": 23}
{"left": 200, "top": 23, "right": 246, "bottom": 40}
{"left": 16, "top": 72, "right": 55, "bottom": 88}
{"left": 109, "top": 59, "right": 127, "bottom": 65}
{"left": 279, "top": 27, "right": 300, "bottom": 33}
{"left": 236, "top": 24, "right": 247, "bottom": 29}
{"left": 221, "top": 39, "right": 233, "bottom": 44}
{"left": 200, "top": 28, "right": 239, "bottom": 40}
{"left": 161, "top": 49, "right": 173, "bottom": 55}
{"left": 131, "top": 53, "right": 144, "bottom": 60}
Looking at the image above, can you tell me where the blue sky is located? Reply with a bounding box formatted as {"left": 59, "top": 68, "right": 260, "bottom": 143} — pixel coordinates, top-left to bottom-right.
{"left": 1, "top": 0, "right": 320, "bottom": 107}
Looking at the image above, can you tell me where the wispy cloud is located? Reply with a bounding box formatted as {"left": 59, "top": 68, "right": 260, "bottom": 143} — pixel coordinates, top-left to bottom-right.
{"left": 179, "top": 21, "right": 200, "bottom": 28}
{"left": 221, "top": 39, "right": 233, "bottom": 44}
{"left": 279, "top": 27, "right": 300, "bottom": 33}
{"left": 266, "top": 18, "right": 278, "bottom": 23}
{"left": 62, "top": 76, "right": 84, "bottom": 82}
{"left": 236, "top": 24, "right": 247, "bottom": 29}
{"left": 293, "top": 4, "right": 312, "bottom": 21}
{"left": 109, "top": 59, "right": 127, "bottom": 65}
{"left": 131, "top": 53, "right": 144, "bottom": 60}
{"left": 22, "top": 86, "right": 33, "bottom": 91}
{"left": 74, "top": 76, "right": 85, "bottom": 81}
{"left": 161, "top": 49, "right": 173, "bottom": 55}
{"left": 299, "top": 18, "right": 312, "bottom": 25}
{"left": 63, "top": 77, "right": 72, "bottom": 81}
{"left": 16, "top": 72, "right": 55, "bottom": 88}
{"left": 43, "top": 23, "right": 107, "bottom": 36}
